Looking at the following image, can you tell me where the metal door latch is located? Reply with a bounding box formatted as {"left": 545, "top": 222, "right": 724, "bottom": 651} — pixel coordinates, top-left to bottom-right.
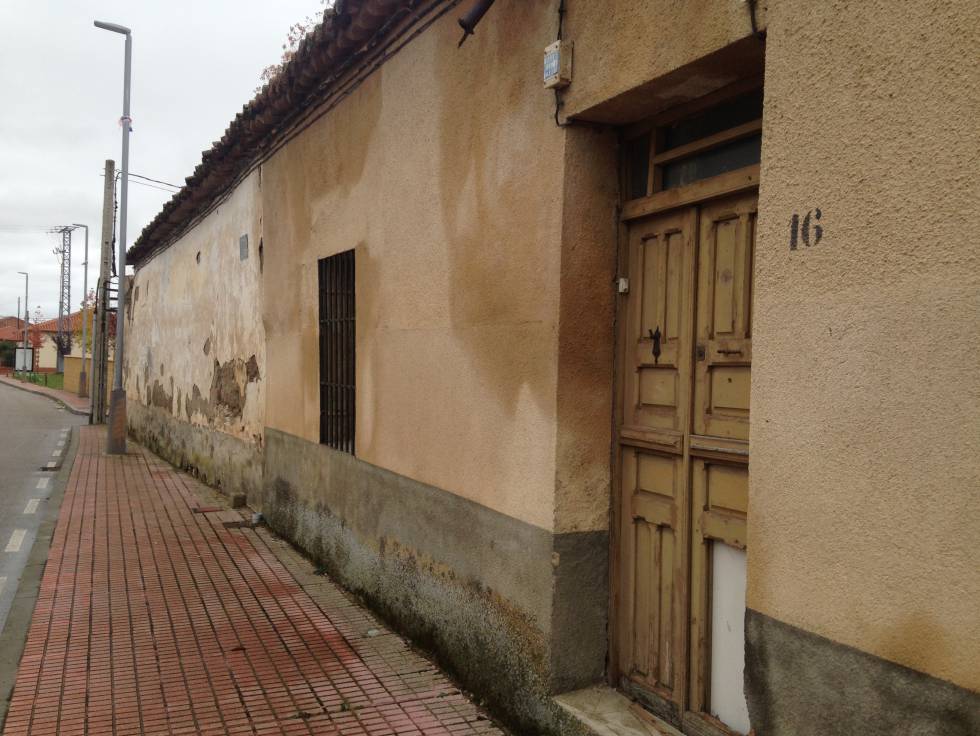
{"left": 649, "top": 327, "right": 662, "bottom": 363}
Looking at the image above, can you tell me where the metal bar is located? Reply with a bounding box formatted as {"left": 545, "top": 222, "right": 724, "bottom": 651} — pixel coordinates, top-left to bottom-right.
{"left": 317, "top": 251, "right": 356, "bottom": 453}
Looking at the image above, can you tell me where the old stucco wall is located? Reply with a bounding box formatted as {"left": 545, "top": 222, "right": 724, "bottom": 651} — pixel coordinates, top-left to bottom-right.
{"left": 126, "top": 170, "right": 265, "bottom": 495}
{"left": 261, "top": 1, "right": 564, "bottom": 532}
{"left": 750, "top": 0, "right": 980, "bottom": 693}
{"left": 553, "top": 126, "right": 618, "bottom": 534}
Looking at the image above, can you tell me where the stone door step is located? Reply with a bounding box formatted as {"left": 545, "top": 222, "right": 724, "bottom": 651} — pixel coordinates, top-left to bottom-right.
{"left": 556, "top": 685, "right": 684, "bottom": 736}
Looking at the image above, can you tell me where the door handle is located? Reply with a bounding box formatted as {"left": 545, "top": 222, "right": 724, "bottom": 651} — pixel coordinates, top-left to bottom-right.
{"left": 649, "top": 327, "right": 662, "bottom": 364}
{"left": 718, "top": 348, "right": 743, "bottom": 356}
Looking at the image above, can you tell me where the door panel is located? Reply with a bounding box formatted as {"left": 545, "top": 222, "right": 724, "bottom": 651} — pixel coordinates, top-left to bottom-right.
{"left": 694, "top": 194, "right": 756, "bottom": 440}
{"left": 623, "top": 208, "right": 697, "bottom": 437}
{"left": 618, "top": 204, "right": 696, "bottom": 709}
{"left": 689, "top": 458, "right": 749, "bottom": 729}
{"left": 617, "top": 190, "right": 756, "bottom": 736}
{"left": 621, "top": 447, "right": 682, "bottom": 696}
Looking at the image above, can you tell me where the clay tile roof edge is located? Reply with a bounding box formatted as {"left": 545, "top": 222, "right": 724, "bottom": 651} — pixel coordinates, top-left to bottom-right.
{"left": 129, "top": 0, "right": 414, "bottom": 268}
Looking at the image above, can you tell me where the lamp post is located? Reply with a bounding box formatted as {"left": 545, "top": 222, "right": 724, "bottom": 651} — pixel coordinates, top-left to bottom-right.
{"left": 17, "top": 271, "right": 28, "bottom": 372}
{"left": 95, "top": 19, "right": 131, "bottom": 454}
{"left": 72, "top": 223, "right": 90, "bottom": 398}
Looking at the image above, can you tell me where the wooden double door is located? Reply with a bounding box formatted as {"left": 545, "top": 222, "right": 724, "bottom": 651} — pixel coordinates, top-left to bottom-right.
{"left": 616, "top": 191, "right": 756, "bottom": 735}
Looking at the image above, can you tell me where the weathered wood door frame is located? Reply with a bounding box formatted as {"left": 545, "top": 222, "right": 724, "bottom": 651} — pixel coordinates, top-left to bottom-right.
{"left": 610, "top": 167, "right": 758, "bottom": 736}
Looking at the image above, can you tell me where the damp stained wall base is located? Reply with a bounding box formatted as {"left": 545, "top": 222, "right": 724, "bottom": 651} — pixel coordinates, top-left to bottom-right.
{"left": 127, "top": 402, "right": 264, "bottom": 506}
{"left": 745, "top": 610, "right": 980, "bottom": 736}
{"left": 262, "top": 428, "right": 609, "bottom": 735}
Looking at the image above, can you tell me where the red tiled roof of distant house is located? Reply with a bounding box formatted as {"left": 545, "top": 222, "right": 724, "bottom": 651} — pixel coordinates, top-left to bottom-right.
{"left": 0, "top": 325, "right": 26, "bottom": 342}
{"left": 32, "top": 311, "right": 115, "bottom": 337}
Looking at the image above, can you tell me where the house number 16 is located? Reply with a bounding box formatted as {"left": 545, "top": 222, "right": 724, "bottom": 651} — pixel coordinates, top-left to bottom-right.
{"left": 789, "top": 209, "right": 823, "bottom": 250}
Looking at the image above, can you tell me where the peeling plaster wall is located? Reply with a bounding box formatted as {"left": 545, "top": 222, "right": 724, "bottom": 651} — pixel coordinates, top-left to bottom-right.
{"left": 749, "top": 0, "right": 980, "bottom": 704}
{"left": 126, "top": 170, "right": 265, "bottom": 500}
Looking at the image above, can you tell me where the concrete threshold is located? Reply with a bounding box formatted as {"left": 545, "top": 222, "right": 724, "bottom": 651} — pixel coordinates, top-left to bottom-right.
{"left": 555, "top": 685, "right": 684, "bottom": 736}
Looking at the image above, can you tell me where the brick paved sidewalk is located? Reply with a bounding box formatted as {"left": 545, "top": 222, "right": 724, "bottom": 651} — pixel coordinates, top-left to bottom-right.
{"left": 0, "top": 377, "right": 89, "bottom": 416}
{"left": 1, "top": 427, "right": 504, "bottom": 736}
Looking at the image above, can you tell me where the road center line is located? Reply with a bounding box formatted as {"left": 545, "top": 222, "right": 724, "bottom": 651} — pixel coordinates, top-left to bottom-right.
{"left": 5, "top": 529, "right": 27, "bottom": 553}
{"left": 24, "top": 499, "right": 40, "bottom": 515}
{"left": 36, "top": 477, "right": 49, "bottom": 489}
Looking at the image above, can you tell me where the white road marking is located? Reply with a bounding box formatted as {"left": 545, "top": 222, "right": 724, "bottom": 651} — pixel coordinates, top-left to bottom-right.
{"left": 5, "top": 530, "right": 27, "bottom": 553}
{"left": 56, "top": 441, "right": 65, "bottom": 448}
{"left": 24, "top": 499, "right": 40, "bottom": 515}
{"left": 45, "top": 462, "right": 57, "bottom": 469}
{"left": 36, "top": 477, "right": 49, "bottom": 490}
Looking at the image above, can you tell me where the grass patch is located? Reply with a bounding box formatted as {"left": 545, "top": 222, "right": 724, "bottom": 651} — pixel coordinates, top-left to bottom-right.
{"left": 15, "top": 371, "right": 64, "bottom": 390}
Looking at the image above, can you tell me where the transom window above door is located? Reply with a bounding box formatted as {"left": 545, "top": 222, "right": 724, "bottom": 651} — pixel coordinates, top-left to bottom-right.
{"left": 624, "top": 86, "right": 763, "bottom": 201}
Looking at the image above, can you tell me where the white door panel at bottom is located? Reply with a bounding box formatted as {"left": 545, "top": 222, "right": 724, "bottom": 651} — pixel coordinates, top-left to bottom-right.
{"left": 710, "top": 542, "right": 750, "bottom": 735}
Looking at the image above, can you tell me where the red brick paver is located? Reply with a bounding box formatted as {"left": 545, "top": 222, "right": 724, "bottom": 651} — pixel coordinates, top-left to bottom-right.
{"left": 2, "top": 427, "right": 503, "bottom": 736}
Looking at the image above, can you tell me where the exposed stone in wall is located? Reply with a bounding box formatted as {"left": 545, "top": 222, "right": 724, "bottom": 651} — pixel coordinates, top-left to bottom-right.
{"left": 209, "top": 355, "right": 261, "bottom": 417}
{"left": 150, "top": 378, "right": 174, "bottom": 413}
{"left": 246, "top": 355, "right": 260, "bottom": 383}
{"left": 146, "top": 354, "right": 263, "bottom": 426}
{"left": 186, "top": 384, "right": 211, "bottom": 420}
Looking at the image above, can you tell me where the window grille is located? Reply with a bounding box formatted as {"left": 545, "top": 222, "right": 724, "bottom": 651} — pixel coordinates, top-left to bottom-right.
{"left": 318, "top": 250, "right": 355, "bottom": 453}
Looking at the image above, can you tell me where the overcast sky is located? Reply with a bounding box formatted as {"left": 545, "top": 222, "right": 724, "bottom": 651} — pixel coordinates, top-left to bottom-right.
{"left": 0, "top": 0, "right": 325, "bottom": 321}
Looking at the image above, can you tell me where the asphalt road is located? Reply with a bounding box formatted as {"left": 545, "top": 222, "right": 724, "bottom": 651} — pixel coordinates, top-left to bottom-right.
{"left": 0, "top": 383, "right": 85, "bottom": 634}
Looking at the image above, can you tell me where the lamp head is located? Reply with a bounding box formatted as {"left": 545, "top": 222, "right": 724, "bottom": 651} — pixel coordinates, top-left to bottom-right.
{"left": 94, "top": 20, "right": 131, "bottom": 35}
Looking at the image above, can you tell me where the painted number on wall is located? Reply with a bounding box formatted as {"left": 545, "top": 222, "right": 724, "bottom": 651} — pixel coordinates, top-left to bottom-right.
{"left": 789, "top": 209, "right": 822, "bottom": 250}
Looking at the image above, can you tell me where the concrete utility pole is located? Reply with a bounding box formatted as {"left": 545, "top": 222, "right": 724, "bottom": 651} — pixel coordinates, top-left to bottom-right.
{"left": 72, "top": 223, "right": 90, "bottom": 398}
{"left": 18, "top": 272, "right": 28, "bottom": 371}
{"left": 95, "top": 20, "right": 132, "bottom": 454}
{"left": 91, "top": 161, "right": 114, "bottom": 424}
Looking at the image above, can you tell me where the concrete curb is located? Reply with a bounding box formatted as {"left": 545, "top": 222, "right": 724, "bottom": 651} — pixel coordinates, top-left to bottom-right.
{"left": 0, "top": 378, "right": 90, "bottom": 418}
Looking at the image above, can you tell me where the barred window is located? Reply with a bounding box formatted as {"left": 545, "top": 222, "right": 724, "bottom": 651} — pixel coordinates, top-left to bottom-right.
{"left": 318, "top": 250, "right": 355, "bottom": 453}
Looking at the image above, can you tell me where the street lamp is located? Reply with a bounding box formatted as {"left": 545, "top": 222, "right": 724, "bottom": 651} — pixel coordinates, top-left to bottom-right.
{"left": 94, "top": 19, "right": 131, "bottom": 455}
{"left": 17, "top": 272, "right": 28, "bottom": 373}
{"left": 72, "top": 223, "right": 90, "bottom": 399}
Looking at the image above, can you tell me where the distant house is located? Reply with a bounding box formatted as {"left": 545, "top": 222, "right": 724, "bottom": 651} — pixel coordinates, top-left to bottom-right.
{"left": 30, "top": 311, "right": 112, "bottom": 372}
{"left": 0, "top": 316, "right": 27, "bottom": 369}
{"left": 0, "top": 316, "right": 26, "bottom": 344}
{"left": 32, "top": 314, "right": 70, "bottom": 371}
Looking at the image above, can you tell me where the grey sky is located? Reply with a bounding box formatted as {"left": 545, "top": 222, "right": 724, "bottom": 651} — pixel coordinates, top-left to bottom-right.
{"left": 0, "top": 0, "right": 323, "bottom": 321}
